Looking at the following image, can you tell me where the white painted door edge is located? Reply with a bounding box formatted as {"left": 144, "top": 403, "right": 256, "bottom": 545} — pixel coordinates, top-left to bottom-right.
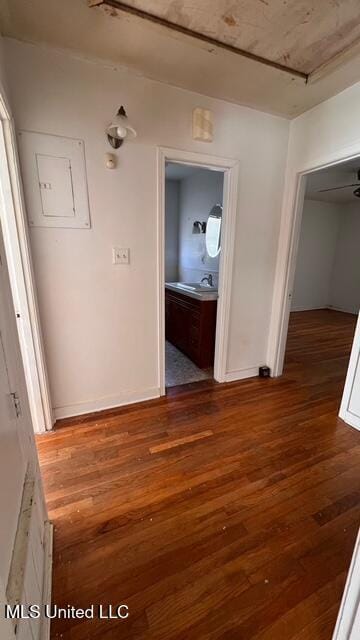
{"left": 157, "top": 147, "right": 239, "bottom": 394}
{"left": 332, "top": 528, "right": 360, "bottom": 640}
{"left": 0, "top": 93, "right": 53, "bottom": 433}
{"left": 339, "top": 312, "right": 360, "bottom": 431}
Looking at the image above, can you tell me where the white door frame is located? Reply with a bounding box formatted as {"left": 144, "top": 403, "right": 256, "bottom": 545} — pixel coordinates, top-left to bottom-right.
{"left": 0, "top": 90, "right": 53, "bottom": 433}
{"left": 267, "top": 147, "right": 360, "bottom": 378}
{"left": 157, "top": 146, "right": 239, "bottom": 394}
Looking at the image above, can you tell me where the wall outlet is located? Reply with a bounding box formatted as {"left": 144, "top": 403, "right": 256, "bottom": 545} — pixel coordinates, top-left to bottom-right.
{"left": 113, "top": 247, "right": 130, "bottom": 264}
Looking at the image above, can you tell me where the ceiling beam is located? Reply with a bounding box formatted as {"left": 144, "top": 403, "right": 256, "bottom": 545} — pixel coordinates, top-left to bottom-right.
{"left": 88, "top": 0, "right": 308, "bottom": 81}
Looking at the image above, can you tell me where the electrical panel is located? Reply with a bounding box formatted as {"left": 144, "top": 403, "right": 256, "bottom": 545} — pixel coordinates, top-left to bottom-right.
{"left": 18, "top": 131, "right": 91, "bottom": 229}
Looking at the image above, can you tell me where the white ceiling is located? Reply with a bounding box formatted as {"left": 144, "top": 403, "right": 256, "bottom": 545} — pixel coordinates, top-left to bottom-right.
{"left": 2, "top": 0, "right": 360, "bottom": 117}
{"left": 306, "top": 158, "right": 360, "bottom": 204}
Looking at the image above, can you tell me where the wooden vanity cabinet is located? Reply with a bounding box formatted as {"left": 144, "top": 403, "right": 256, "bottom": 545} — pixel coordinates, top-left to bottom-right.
{"left": 165, "top": 288, "right": 217, "bottom": 369}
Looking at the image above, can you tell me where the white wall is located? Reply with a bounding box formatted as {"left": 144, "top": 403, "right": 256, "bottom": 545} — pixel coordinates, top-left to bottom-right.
{"left": 178, "top": 168, "right": 223, "bottom": 285}
{"left": 330, "top": 202, "right": 360, "bottom": 315}
{"left": 291, "top": 198, "right": 360, "bottom": 315}
{"left": 4, "top": 38, "right": 289, "bottom": 416}
{"left": 165, "top": 179, "right": 179, "bottom": 282}
{"left": 268, "top": 79, "right": 360, "bottom": 373}
{"left": 291, "top": 199, "right": 341, "bottom": 311}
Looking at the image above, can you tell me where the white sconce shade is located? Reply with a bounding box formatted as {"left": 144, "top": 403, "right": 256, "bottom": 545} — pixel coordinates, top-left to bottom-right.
{"left": 106, "top": 106, "right": 137, "bottom": 149}
{"left": 192, "top": 107, "right": 213, "bottom": 142}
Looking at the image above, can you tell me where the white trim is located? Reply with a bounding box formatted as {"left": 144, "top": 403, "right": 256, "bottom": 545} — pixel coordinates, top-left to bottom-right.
{"left": 339, "top": 312, "right": 360, "bottom": 432}
{"left": 290, "top": 305, "right": 328, "bottom": 312}
{"left": 39, "top": 521, "right": 53, "bottom": 640}
{"left": 53, "top": 387, "right": 160, "bottom": 420}
{"left": 266, "top": 172, "right": 306, "bottom": 376}
{"left": 215, "top": 161, "right": 239, "bottom": 383}
{"left": 288, "top": 305, "right": 357, "bottom": 315}
{"left": 327, "top": 306, "right": 358, "bottom": 315}
{"left": 0, "top": 110, "right": 53, "bottom": 432}
{"left": 332, "top": 528, "right": 360, "bottom": 640}
{"left": 157, "top": 146, "right": 239, "bottom": 392}
{"left": 267, "top": 144, "right": 360, "bottom": 378}
{"left": 224, "top": 367, "right": 258, "bottom": 382}
{"left": 157, "top": 148, "right": 166, "bottom": 396}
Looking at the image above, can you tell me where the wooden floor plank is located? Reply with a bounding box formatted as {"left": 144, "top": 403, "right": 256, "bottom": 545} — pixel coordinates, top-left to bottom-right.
{"left": 36, "top": 309, "right": 360, "bottom": 639}
{"left": 149, "top": 429, "right": 213, "bottom": 453}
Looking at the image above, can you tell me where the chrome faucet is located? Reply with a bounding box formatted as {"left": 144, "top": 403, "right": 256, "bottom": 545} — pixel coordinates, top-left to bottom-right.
{"left": 201, "top": 274, "right": 213, "bottom": 287}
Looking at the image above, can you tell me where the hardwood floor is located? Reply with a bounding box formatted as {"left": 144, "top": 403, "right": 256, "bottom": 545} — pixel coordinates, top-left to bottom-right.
{"left": 36, "top": 309, "right": 360, "bottom": 639}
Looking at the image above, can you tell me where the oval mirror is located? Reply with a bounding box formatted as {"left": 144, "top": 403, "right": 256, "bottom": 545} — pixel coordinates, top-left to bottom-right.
{"left": 205, "top": 204, "right": 222, "bottom": 258}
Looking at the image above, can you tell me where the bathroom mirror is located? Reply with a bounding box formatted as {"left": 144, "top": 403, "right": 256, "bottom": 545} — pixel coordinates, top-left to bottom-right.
{"left": 205, "top": 204, "right": 222, "bottom": 258}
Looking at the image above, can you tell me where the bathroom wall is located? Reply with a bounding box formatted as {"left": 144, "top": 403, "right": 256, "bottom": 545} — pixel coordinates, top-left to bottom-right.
{"left": 165, "top": 180, "right": 179, "bottom": 282}
{"left": 178, "top": 169, "right": 224, "bottom": 286}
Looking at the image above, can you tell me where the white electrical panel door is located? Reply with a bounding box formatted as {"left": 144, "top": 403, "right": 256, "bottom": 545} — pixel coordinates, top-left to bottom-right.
{"left": 37, "top": 154, "right": 75, "bottom": 218}
{"left": 18, "top": 131, "right": 91, "bottom": 229}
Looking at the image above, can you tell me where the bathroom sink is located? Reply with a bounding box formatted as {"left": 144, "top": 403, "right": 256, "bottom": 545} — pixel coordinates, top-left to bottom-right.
{"left": 165, "top": 282, "right": 218, "bottom": 300}
{"left": 173, "top": 282, "right": 218, "bottom": 292}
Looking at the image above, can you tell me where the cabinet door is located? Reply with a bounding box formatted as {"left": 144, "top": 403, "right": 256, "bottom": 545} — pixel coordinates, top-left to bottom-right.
{"left": 187, "top": 313, "right": 201, "bottom": 360}
{"left": 172, "top": 300, "right": 189, "bottom": 351}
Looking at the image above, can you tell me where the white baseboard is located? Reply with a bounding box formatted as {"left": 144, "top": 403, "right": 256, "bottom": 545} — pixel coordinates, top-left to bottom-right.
{"left": 53, "top": 387, "right": 160, "bottom": 420}
{"left": 291, "top": 305, "right": 327, "bottom": 312}
{"left": 224, "top": 367, "right": 259, "bottom": 383}
{"left": 339, "top": 411, "right": 360, "bottom": 432}
{"left": 40, "top": 521, "right": 53, "bottom": 640}
{"left": 327, "top": 306, "right": 358, "bottom": 315}
{"left": 291, "top": 305, "right": 357, "bottom": 315}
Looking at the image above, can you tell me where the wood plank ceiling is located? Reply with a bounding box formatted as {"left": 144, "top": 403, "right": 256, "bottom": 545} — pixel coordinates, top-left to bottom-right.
{"left": 3, "top": 0, "right": 360, "bottom": 116}
{"left": 93, "top": 0, "right": 360, "bottom": 77}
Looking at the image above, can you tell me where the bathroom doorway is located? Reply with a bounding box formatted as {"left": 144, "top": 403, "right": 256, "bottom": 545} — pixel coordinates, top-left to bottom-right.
{"left": 165, "top": 162, "right": 223, "bottom": 388}
{"left": 158, "top": 148, "right": 239, "bottom": 394}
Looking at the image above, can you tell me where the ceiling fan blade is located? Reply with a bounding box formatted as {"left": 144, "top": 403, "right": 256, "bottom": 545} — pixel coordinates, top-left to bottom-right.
{"left": 318, "top": 183, "right": 360, "bottom": 193}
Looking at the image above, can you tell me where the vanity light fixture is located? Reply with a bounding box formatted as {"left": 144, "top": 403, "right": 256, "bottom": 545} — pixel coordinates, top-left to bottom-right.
{"left": 106, "top": 106, "right": 137, "bottom": 149}
{"left": 193, "top": 221, "right": 207, "bottom": 234}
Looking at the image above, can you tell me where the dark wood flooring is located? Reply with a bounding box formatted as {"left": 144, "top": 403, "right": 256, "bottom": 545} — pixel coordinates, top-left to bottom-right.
{"left": 36, "top": 309, "right": 360, "bottom": 639}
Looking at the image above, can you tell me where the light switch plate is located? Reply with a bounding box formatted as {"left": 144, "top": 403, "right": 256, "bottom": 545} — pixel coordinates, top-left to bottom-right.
{"left": 113, "top": 247, "right": 130, "bottom": 264}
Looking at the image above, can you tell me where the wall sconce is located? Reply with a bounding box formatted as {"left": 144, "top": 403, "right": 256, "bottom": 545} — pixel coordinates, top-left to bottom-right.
{"left": 193, "top": 221, "right": 207, "bottom": 234}
{"left": 106, "top": 106, "right": 137, "bottom": 149}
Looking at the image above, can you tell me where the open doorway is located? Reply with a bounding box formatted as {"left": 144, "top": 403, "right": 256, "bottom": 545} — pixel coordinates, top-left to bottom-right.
{"left": 164, "top": 162, "right": 224, "bottom": 388}
{"left": 282, "top": 158, "right": 360, "bottom": 407}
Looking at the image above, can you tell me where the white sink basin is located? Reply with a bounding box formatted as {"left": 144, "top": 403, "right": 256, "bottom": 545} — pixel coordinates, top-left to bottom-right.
{"left": 165, "top": 282, "right": 218, "bottom": 301}
{"left": 172, "top": 282, "right": 217, "bottom": 293}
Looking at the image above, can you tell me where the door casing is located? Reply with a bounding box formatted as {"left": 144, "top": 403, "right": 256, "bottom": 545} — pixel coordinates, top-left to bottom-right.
{"left": 157, "top": 146, "right": 239, "bottom": 394}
